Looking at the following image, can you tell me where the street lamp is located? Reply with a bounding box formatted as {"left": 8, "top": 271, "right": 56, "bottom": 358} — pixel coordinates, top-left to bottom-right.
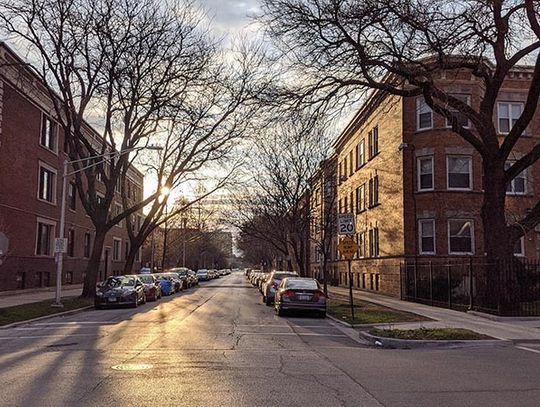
{"left": 52, "top": 145, "right": 162, "bottom": 307}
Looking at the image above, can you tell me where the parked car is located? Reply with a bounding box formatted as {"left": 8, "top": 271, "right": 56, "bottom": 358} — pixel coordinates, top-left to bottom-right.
{"left": 169, "top": 268, "right": 190, "bottom": 289}
{"left": 137, "top": 274, "right": 161, "bottom": 301}
{"left": 262, "top": 271, "right": 299, "bottom": 305}
{"left": 95, "top": 275, "right": 146, "bottom": 309}
{"left": 187, "top": 270, "right": 199, "bottom": 286}
{"left": 140, "top": 267, "right": 152, "bottom": 274}
{"left": 154, "top": 273, "right": 175, "bottom": 296}
{"left": 274, "top": 277, "right": 326, "bottom": 317}
{"left": 197, "top": 269, "right": 210, "bottom": 281}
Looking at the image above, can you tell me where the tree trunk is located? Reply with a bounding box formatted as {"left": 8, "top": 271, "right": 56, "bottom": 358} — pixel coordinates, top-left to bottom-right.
{"left": 480, "top": 161, "right": 520, "bottom": 313}
{"left": 81, "top": 228, "right": 107, "bottom": 299}
{"left": 123, "top": 238, "right": 142, "bottom": 274}
{"left": 322, "top": 256, "right": 329, "bottom": 297}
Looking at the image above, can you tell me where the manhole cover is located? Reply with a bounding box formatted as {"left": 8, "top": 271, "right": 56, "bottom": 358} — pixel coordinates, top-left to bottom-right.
{"left": 111, "top": 363, "right": 154, "bottom": 371}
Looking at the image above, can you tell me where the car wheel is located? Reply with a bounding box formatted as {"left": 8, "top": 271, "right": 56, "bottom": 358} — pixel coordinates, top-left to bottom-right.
{"left": 132, "top": 299, "right": 138, "bottom": 308}
{"left": 265, "top": 296, "right": 272, "bottom": 306}
{"left": 318, "top": 311, "right": 326, "bottom": 318}
{"left": 262, "top": 295, "right": 266, "bottom": 304}
{"left": 142, "top": 295, "right": 146, "bottom": 304}
{"left": 276, "top": 306, "right": 284, "bottom": 316}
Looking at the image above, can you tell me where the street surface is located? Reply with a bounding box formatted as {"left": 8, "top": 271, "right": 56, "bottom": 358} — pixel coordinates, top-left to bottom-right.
{"left": 0, "top": 272, "right": 539, "bottom": 406}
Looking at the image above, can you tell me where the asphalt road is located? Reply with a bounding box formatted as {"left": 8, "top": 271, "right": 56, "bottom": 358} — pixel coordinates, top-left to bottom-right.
{"left": 0, "top": 272, "right": 539, "bottom": 407}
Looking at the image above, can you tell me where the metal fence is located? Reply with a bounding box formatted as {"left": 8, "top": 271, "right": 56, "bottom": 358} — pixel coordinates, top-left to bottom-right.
{"left": 400, "top": 258, "right": 540, "bottom": 316}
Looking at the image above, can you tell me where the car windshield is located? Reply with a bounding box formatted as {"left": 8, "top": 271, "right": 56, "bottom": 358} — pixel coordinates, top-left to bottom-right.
{"left": 104, "top": 276, "right": 136, "bottom": 287}
{"left": 285, "top": 279, "right": 319, "bottom": 290}
{"left": 138, "top": 275, "right": 154, "bottom": 284}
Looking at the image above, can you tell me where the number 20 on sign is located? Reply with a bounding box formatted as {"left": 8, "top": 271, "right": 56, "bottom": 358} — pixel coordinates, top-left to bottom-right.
{"left": 337, "top": 213, "right": 356, "bottom": 235}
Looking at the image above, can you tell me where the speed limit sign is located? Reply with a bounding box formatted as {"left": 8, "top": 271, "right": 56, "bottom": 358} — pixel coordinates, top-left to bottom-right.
{"left": 337, "top": 213, "right": 356, "bottom": 235}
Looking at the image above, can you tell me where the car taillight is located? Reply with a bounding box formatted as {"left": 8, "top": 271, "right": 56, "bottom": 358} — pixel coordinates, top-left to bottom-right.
{"left": 313, "top": 291, "right": 325, "bottom": 301}
{"left": 282, "top": 290, "right": 295, "bottom": 298}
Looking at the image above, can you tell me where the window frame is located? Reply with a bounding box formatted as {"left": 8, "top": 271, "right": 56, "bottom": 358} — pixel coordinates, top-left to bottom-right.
{"left": 37, "top": 162, "right": 57, "bottom": 205}
{"left": 112, "top": 237, "right": 122, "bottom": 261}
{"left": 39, "top": 113, "right": 58, "bottom": 153}
{"left": 356, "top": 139, "right": 365, "bottom": 169}
{"left": 35, "top": 218, "right": 56, "bottom": 257}
{"left": 416, "top": 97, "right": 433, "bottom": 131}
{"left": 497, "top": 101, "right": 524, "bottom": 135}
{"left": 505, "top": 161, "right": 528, "bottom": 196}
{"left": 513, "top": 236, "right": 525, "bottom": 257}
{"left": 356, "top": 184, "right": 365, "bottom": 213}
{"left": 448, "top": 219, "right": 475, "bottom": 255}
{"left": 446, "top": 155, "right": 473, "bottom": 191}
{"left": 84, "top": 232, "right": 91, "bottom": 258}
{"left": 417, "top": 156, "right": 434, "bottom": 192}
{"left": 418, "top": 219, "right": 436, "bottom": 255}
{"left": 445, "top": 94, "right": 471, "bottom": 129}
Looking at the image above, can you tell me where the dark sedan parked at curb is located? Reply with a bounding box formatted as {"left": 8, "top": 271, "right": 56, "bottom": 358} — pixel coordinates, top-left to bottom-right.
{"left": 137, "top": 274, "right": 161, "bottom": 301}
{"left": 274, "top": 277, "right": 326, "bottom": 317}
{"left": 95, "top": 275, "right": 146, "bottom": 309}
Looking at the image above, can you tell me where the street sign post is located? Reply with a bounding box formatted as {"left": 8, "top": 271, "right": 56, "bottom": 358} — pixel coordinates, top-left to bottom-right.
{"left": 337, "top": 234, "right": 359, "bottom": 321}
{"left": 337, "top": 213, "right": 356, "bottom": 235}
{"left": 55, "top": 237, "right": 68, "bottom": 253}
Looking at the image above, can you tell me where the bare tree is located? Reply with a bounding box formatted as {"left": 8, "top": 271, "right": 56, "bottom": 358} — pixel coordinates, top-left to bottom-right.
{"left": 0, "top": 0, "right": 260, "bottom": 297}
{"left": 231, "top": 118, "right": 331, "bottom": 275}
{"left": 259, "top": 0, "right": 540, "bottom": 262}
{"left": 308, "top": 157, "right": 337, "bottom": 295}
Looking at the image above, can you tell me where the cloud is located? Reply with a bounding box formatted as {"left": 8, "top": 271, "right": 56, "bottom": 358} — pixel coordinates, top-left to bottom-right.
{"left": 196, "top": 0, "right": 261, "bottom": 34}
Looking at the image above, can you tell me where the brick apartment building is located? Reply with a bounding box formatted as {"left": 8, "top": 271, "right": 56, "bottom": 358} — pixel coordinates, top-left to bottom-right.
{"left": 309, "top": 67, "right": 540, "bottom": 297}
{"left": 0, "top": 43, "right": 144, "bottom": 291}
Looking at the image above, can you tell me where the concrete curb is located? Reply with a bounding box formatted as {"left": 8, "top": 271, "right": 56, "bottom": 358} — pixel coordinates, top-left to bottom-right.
{"left": 327, "top": 314, "right": 354, "bottom": 328}
{"left": 467, "top": 310, "right": 540, "bottom": 322}
{"left": 0, "top": 305, "right": 94, "bottom": 329}
{"left": 359, "top": 330, "right": 512, "bottom": 350}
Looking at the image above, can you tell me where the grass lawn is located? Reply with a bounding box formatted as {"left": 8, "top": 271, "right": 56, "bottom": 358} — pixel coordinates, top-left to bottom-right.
{"left": 327, "top": 297, "right": 428, "bottom": 325}
{"left": 370, "top": 327, "right": 493, "bottom": 340}
{"left": 0, "top": 297, "right": 93, "bottom": 326}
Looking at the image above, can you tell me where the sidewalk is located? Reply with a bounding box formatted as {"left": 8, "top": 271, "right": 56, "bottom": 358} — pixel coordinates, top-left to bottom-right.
{"left": 329, "top": 286, "right": 540, "bottom": 341}
{"left": 0, "top": 285, "right": 83, "bottom": 309}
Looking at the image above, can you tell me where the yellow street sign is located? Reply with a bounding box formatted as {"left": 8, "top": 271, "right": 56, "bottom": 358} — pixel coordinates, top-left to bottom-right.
{"left": 337, "top": 236, "right": 358, "bottom": 259}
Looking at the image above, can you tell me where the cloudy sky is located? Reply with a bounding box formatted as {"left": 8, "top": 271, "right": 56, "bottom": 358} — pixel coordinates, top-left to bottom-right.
{"left": 196, "top": 0, "right": 262, "bottom": 37}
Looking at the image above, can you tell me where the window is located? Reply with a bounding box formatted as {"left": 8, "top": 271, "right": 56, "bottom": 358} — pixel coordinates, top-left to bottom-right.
{"left": 349, "top": 151, "right": 353, "bottom": 176}
{"left": 417, "top": 97, "right": 433, "bottom": 130}
{"left": 418, "top": 219, "right": 436, "bottom": 254}
{"left": 446, "top": 94, "right": 470, "bottom": 128}
{"left": 68, "top": 182, "right": 77, "bottom": 210}
{"left": 368, "top": 175, "right": 379, "bottom": 207}
{"left": 513, "top": 236, "right": 525, "bottom": 257}
{"left": 368, "top": 126, "right": 379, "bottom": 158}
{"left": 357, "top": 232, "right": 365, "bottom": 258}
{"left": 115, "top": 177, "right": 122, "bottom": 193}
{"left": 36, "top": 221, "right": 54, "bottom": 256}
{"left": 498, "top": 102, "right": 523, "bottom": 134}
{"left": 448, "top": 219, "right": 474, "bottom": 254}
{"left": 356, "top": 140, "right": 365, "bottom": 169}
{"left": 113, "top": 238, "right": 122, "bottom": 261}
{"left": 356, "top": 184, "right": 365, "bottom": 213}
{"left": 115, "top": 203, "right": 123, "bottom": 227}
{"left": 40, "top": 114, "right": 57, "bottom": 151}
{"left": 343, "top": 157, "right": 348, "bottom": 180}
{"left": 417, "top": 156, "right": 434, "bottom": 191}
{"left": 137, "top": 215, "right": 142, "bottom": 232}
{"left": 368, "top": 227, "right": 380, "bottom": 257}
{"left": 65, "top": 271, "right": 73, "bottom": 285}
{"left": 68, "top": 229, "right": 75, "bottom": 257}
{"left": 84, "top": 232, "right": 91, "bottom": 258}
{"left": 505, "top": 162, "right": 527, "bottom": 195}
{"left": 447, "top": 156, "right": 472, "bottom": 190}
{"left": 38, "top": 165, "right": 56, "bottom": 203}
{"left": 349, "top": 191, "right": 354, "bottom": 213}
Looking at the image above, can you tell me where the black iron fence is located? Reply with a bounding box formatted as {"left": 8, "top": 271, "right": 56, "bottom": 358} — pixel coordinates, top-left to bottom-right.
{"left": 400, "top": 258, "right": 540, "bottom": 316}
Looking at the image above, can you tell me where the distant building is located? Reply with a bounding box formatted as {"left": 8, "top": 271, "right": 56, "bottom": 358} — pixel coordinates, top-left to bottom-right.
{"left": 0, "top": 43, "right": 144, "bottom": 291}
